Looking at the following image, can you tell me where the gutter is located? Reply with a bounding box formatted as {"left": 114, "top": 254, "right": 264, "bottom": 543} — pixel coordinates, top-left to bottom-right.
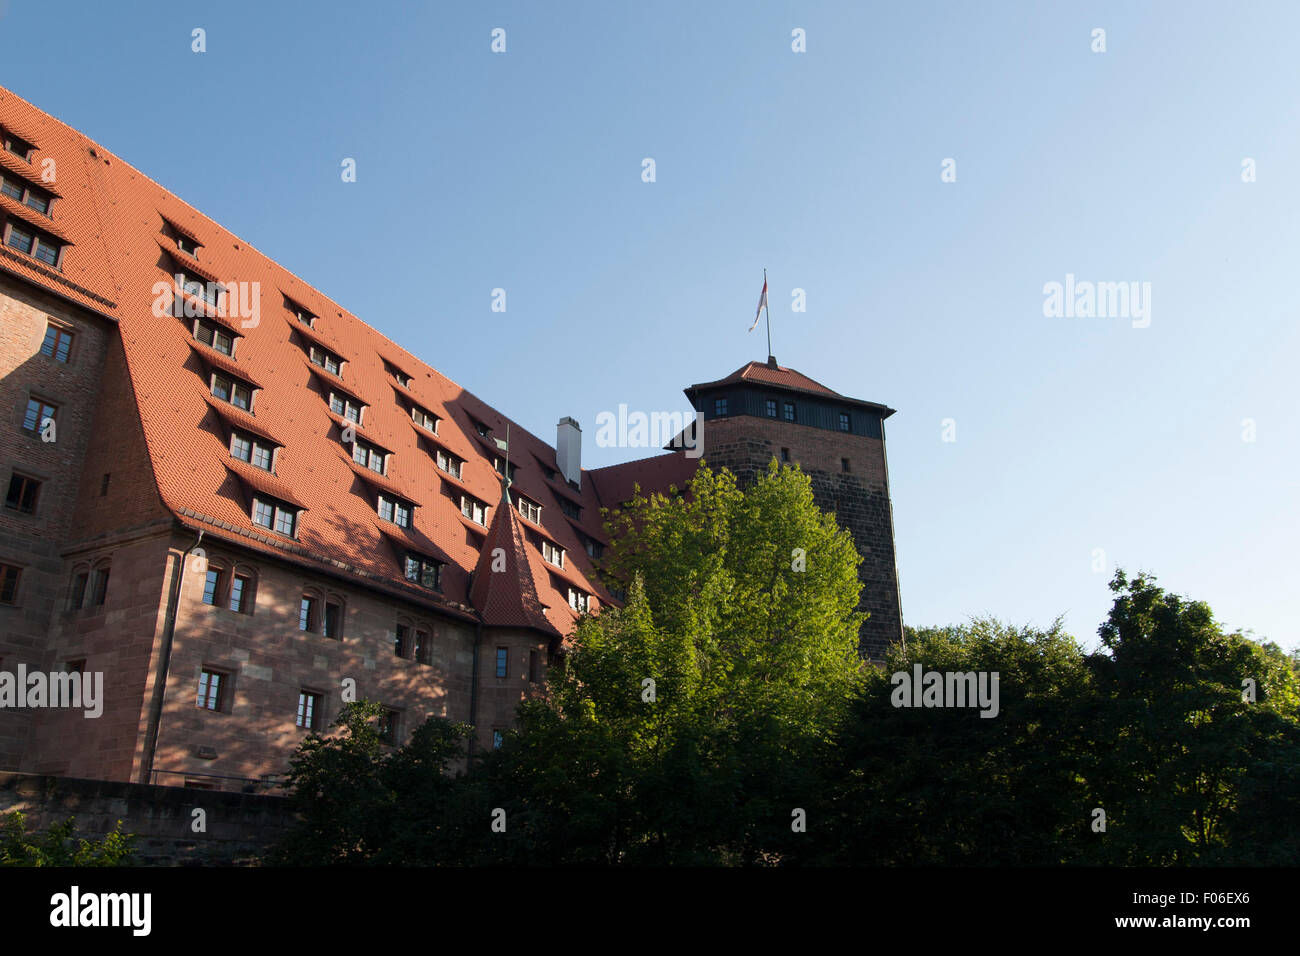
{"left": 138, "top": 527, "right": 203, "bottom": 784}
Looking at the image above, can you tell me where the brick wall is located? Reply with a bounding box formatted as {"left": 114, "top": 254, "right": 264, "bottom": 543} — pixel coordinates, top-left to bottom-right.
{"left": 0, "top": 276, "right": 114, "bottom": 768}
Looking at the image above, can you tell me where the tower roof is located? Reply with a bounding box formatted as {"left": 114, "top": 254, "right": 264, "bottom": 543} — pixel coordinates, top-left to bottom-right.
{"left": 685, "top": 359, "right": 895, "bottom": 416}
{"left": 468, "top": 482, "right": 563, "bottom": 637}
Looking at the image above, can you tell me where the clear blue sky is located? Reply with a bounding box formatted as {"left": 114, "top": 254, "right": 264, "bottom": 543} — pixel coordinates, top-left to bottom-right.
{"left": 4, "top": 1, "right": 1296, "bottom": 652}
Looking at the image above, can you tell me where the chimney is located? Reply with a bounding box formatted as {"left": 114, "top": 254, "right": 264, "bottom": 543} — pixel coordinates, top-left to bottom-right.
{"left": 556, "top": 417, "right": 582, "bottom": 489}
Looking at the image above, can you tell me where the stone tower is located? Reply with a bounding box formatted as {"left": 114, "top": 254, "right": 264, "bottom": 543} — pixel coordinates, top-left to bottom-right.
{"left": 682, "top": 357, "right": 903, "bottom": 660}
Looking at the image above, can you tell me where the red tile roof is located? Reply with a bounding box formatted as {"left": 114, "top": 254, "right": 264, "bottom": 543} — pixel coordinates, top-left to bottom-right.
{"left": 0, "top": 83, "right": 699, "bottom": 640}
{"left": 688, "top": 360, "right": 844, "bottom": 397}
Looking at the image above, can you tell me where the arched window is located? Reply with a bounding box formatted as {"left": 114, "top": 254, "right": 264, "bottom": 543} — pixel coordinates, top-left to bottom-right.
{"left": 299, "top": 587, "right": 343, "bottom": 639}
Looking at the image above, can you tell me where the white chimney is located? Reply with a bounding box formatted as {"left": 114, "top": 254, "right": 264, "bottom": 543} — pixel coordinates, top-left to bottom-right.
{"left": 556, "top": 417, "right": 582, "bottom": 488}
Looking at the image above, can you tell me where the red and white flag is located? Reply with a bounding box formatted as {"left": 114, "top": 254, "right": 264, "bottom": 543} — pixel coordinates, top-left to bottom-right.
{"left": 749, "top": 276, "right": 768, "bottom": 331}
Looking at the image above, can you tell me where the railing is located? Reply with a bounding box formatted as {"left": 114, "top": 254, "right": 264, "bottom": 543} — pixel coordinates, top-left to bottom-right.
{"left": 149, "top": 768, "right": 286, "bottom": 794}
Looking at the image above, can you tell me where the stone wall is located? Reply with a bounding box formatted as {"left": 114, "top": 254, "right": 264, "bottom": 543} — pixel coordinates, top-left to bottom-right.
{"left": 0, "top": 771, "right": 293, "bottom": 866}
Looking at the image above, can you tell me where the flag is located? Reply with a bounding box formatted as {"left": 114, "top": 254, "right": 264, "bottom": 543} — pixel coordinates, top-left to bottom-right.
{"left": 749, "top": 276, "right": 767, "bottom": 331}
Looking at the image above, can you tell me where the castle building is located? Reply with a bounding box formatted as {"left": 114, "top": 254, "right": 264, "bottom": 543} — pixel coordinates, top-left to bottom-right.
{"left": 0, "top": 85, "right": 902, "bottom": 792}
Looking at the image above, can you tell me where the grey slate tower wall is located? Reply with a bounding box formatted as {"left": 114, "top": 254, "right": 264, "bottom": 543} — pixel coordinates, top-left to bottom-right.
{"left": 685, "top": 372, "right": 903, "bottom": 660}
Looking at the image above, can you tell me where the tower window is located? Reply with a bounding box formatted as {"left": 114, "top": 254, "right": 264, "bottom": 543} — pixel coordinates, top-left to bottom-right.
{"left": 780, "top": 447, "right": 790, "bottom": 463}
{"left": 765, "top": 399, "right": 777, "bottom": 417}
{"left": 783, "top": 402, "right": 796, "bottom": 422}
{"left": 40, "top": 325, "right": 73, "bottom": 362}
{"left": 4, "top": 473, "right": 40, "bottom": 514}
{"left": 714, "top": 398, "right": 728, "bottom": 416}
{"left": 495, "top": 647, "right": 508, "bottom": 679}
{"left": 839, "top": 412, "right": 851, "bottom": 432}
{"left": 841, "top": 458, "right": 851, "bottom": 473}
{"left": 22, "top": 397, "right": 57, "bottom": 433}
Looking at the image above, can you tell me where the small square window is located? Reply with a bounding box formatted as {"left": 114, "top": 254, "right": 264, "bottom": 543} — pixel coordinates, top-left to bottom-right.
{"left": 21, "top": 397, "right": 57, "bottom": 434}
{"left": 40, "top": 326, "right": 73, "bottom": 363}
{"left": 4, "top": 473, "right": 40, "bottom": 514}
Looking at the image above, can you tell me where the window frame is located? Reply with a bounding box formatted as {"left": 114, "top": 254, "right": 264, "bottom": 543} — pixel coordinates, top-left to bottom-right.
{"left": 21, "top": 396, "right": 57, "bottom": 434}
{"left": 4, "top": 472, "right": 41, "bottom": 515}
{"left": 252, "top": 495, "right": 298, "bottom": 538}
{"left": 0, "top": 562, "right": 21, "bottom": 605}
{"left": 197, "top": 669, "right": 228, "bottom": 712}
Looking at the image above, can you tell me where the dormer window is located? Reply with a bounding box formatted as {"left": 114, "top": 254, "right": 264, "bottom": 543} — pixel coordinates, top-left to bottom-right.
{"left": 211, "top": 372, "right": 254, "bottom": 411}
{"left": 568, "top": 588, "right": 589, "bottom": 612}
{"left": 558, "top": 497, "right": 581, "bottom": 520}
{"left": 474, "top": 420, "right": 491, "bottom": 437}
{"left": 2, "top": 130, "right": 34, "bottom": 162}
{"left": 383, "top": 360, "right": 412, "bottom": 388}
{"left": 194, "top": 319, "right": 236, "bottom": 356}
{"left": 378, "top": 493, "right": 412, "bottom": 529}
{"left": 4, "top": 222, "right": 63, "bottom": 269}
{"left": 541, "top": 539, "right": 564, "bottom": 568}
{"left": 460, "top": 494, "right": 487, "bottom": 526}
{"left": 1, "top": 175, "right": 53, "bottom": 216}
{"left": 584, "top": 536, "right": 604, "bottom": 559}
{"left": 252, "top": 495, "right": 298, "bottom": 537}
{"left": 404, "top": 552, "right": 442, "bottom": 590}
{"left": 309, "top": 345, "right": 342, "bottom": 376}
{"left": 514, "top": 493, "right": 542, "bottom": 523}
{"left": 493, "top": 456, "right": 518, "bottom": 482}
{"left": 351, "top": 438, "right": 386, "bottom": 474}
{"left": 329, "top": 391, "right": 364, "bottom": 424}
{"left": 284, "top": 294, "right": 317, "bottom": 328}
{"left": 176, "top": 234, "right": 200, "bottom": 256}
{"left": 175, "top": 267, "right": 222, "bottom": 307}
{"left": 436, "top": 448, "right": 462, "bottom": 479}
{"left": 410, "top": 404, "right": 438, "bottom": 433}
{"left": 230, "top": 430, "right": 275, "bottom": 471}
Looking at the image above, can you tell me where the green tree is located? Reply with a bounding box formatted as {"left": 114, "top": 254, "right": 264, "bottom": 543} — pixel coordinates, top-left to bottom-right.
{"left": 479, "top": 461, "right": 868, "bottom": 864}
{"left": 1, "top": 811, "right": 136, "bottom": 866}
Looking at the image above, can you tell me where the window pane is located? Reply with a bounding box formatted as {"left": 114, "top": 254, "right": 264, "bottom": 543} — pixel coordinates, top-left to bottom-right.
{"left": 229, "top": 576, "right": 247, "bottom": 612}
{"left": 5, "top": 225, "right": 33, "bottom": 254}
{"left": 299, "top": 597, "right": 313, "bottom": 631}
{"left": 274, "top": 507, "right": 295, "bottom": 536}
{"left": 33, "top": 238, "right": 59, "bottom": 266}
{"left": 0, "top": 179, "right": 21, "bottom": 200}
{"left": 252, "top": 445, "right": 272, "bottom": 470}
{"left": 202, "top": 570, "right": 220, "bottom": 605}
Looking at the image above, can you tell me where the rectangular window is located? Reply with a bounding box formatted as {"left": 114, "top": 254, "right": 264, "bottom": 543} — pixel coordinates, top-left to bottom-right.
{"left": 253, "top": 499, "right": 274, "bottom": 528}
{"left": 25, "top": 191, "right": 50, "bottom": 216}
{"left": 378, "top": 709, "right": 399, "bottom": 745}
{"left": 765, "top": 399, "right": 777, "bottom": 417}
{"left": 379, "top": 495, "right": 412, "bottom": 528}
{"left": 329, "top": 392, "right": 364, "bottom": 424}
{"left": 89, "top": 566, "right": 110, "bottom": 606}
{"left": 230, "top": 433, "right": 252, "bottom": 463}
{"left": 195, "top": 320, "right": 234, "bottom": 356}
{"left": 714, "top": 398, "right": 727, "bottom": 416}
{"left": 568, "top": 588, "right": 589, "bottom": 613}
{"left": 783, "top": 402, "right": 796, "bottom": 422}
{"left": 252, "top": 443, "right": 273, "bottom": 470}
{"left": 322, "top": 601, "right": 341, "bottom": 639}
{"left": 0, "top": 179, "right": 21, "bottom": 200}
{"left": 841, "top": 457, "right": 851, "bottom": 473}
{"left": 495, "top": 647, "right": 508, "bottom": 679}
{"left": 297, "top": 691, "right": 323, "bottom": 729}
{"left": 3, "top": 132, "right": 35, "bottom": 161}
{"left": 21, "top": 397, "right": 56, "bottom": 434}
{"left": 515, "top": 494, "right": 542, "bottom": 523}
{"left": 780, "top": 447, "right": 790, "bottom": 463}
{"left": 394, "top": 624, "right": 408, "bottom": 658}
{"left": 175, "top": 234, "right": 200, "bottom": 257}
{"left": 585, "top": 537, "right": 603, "bottom": 559}
{"left": 461, "top": 495, "right": 486, "bottom": 526}
{"left": 299, "top": 596, "right": 315, "bottom": 632}
{"left": 273, "top": 506, "right": 296, "bottom": 536}
{"left": 404, "top": 553, "right": 441, "bottom": 590}
{"left": 542, "top": 540, "right": 564, "bottom": 568}
{"left": 253, "top": 497, "right": 298, "bottom": 537}
{"left": 32, "top": 235, "right": 59, "bottom": 267}
{"left": 436, "top": 449, "right": 462, "bottom": 479}
{"left": 4, "top": 473, "right": 40, "bottom": 514}
{"left": 411, "top": 405, "right": 438, "bottom": 432}
{"left": 40, "top": 326, "right": 73, "bottom": 363}
{"left": 493, "top": 730, "right": 504, "bottom": 750}
{"left": 68, "top": 572, "right": 88, "bottom": 610}
{"left": 197, "top": 670, "right": 224, "bottom": 711}
{"left": 839, "top": 412, "right": 851, "bottom": 432}
{"left": 494, "top": 457, "right": 517, "bottom": 481}
{"left": 559, "top": 497, "right": 581, "bottom": 520}
{"left": 201, "top": 568, "right": 222, "bottom": 605}
{"left": 413, "top": 629, "right": 430, "bottom": 664}
{"left": 352, "top": 440, "right": 385, "bottom": 474}
{"left": 309, "top": 345, "right": 341, "bottom": 376}
{"left": 230, "top": 432, "right": 275, "bottom": 471}
{"left": 212, "top": 374, "right": 253, "bottom": 411}
{"left": 229, "top": 574, "right": 251, "bottom": 613}
{"left": 0, "top": 563, "right": 20, "bottom": 605}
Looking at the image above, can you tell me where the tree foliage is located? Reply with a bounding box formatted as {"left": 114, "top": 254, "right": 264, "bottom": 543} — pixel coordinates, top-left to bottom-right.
{"left": 0, "top": 811, "right": 136, "bottom": 867}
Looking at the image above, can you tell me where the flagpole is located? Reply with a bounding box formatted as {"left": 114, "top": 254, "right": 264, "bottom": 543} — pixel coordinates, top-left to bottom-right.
{"left": 764, "top": 268, "right": 772, "bottom": 360}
